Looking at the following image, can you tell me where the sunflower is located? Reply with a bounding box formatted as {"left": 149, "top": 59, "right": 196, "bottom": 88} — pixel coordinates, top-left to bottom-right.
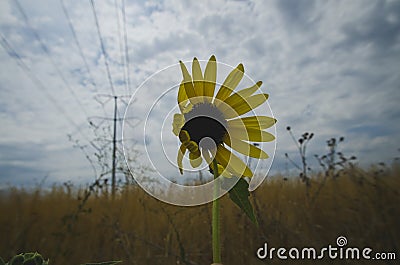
{"left": 172, "top": 55, "right": 276, "bottom": 178}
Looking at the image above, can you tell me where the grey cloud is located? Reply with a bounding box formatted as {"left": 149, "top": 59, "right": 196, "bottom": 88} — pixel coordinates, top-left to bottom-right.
{"left": 335, "top": 0, "right": 400, "bottom": 57}
{"left": 1, "top": 0, "right": 400, "bottom": 187}
{"left": 275, "top": 0, "right": 319, "bottom": 29}
{"left": 0, "top": 164, "right": 48, "bottom": 185}
{"left": 0, "top": 142, "right": 49, "bottom": 184}
{"left": 131, "top": 31, "right": 199, "bottom": 63}
{"left": 346, "top": 124, "right": 394, "bottom": 138}
{"left": 0, "top": 142, "right": 47, "bottom": 162}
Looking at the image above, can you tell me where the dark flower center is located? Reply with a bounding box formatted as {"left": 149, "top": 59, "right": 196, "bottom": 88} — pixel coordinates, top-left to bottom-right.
{"left": 182, "top": 103, "right": 227, "bottom": 148}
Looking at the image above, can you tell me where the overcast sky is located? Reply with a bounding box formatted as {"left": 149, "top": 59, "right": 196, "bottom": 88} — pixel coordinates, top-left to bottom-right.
{"left": 0, "top": 0, "right": 399, "bottom": 188}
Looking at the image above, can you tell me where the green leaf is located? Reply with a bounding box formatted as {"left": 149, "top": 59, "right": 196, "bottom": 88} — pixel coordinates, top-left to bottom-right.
{"left": 228, "top": 178, "right": 258, "bottom": 226}
{"left": 9, "top": 255, "right": 24, "bottom": 265}
{"left": 81, "top": 261, "right": 122, "bottom": 265}
{"left": 0, "top": 257, "right": 5, "bottom": 265}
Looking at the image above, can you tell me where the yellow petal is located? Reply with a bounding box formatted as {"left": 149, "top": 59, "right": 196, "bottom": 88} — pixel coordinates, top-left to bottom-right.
{"left": 181, "top": 103, "right": 193, "bottom": 115}
{"left": 179, "top": 60, "right": 197, "bottom": 102}
{"left": 228, "top": 127, "right": 276, "bottom": 142}
{"left": 221, "top": 93, "right": 269, "bottom": 119}
{"left": 177, "top": 144, "right": 186, "bottom": 174}
{"left": 172, "top": 114, "right": 185, "bottom": 136}
{"left": 212, "top": 163, "right": 232, "bottom": 178}
{"left": 235, "top": 81, "right": 263, "bottom": 98}
{"left": 231, "top": 93, "right": 269, "bottom": 113}
{"left": 179, "top": 130, "right": 190, "bottom": 143}
{"left": 192, "top": 58, "right": 204, "bottom": 99}
{"left": 178, "top": 81, "right": 188, "bottom": 104}
{"left": 189, "top": 152, "right": 202, "bottom": 168}
{"left": 215, "top": 145, "right": 253, "bottom": 177}
{"left": 203, "top": 148, "right": 233, "bottom": 178}
{"left": 178, "top": 82, "right": 191, "bottom": 113}
{"left": 222, "top": 81, "right": 262, "bottom": 107}
{"left": 223, "top": 135, "right": 269, "bottom": 159}
{"left": 184, "top": 140, "right": 199, "bottom": 153}
{"left": 204, "top": 55, "right": 217, "bottom": 102}
{"left": 220, "top": 166, "right": 232, "bottom": 178}
{"left": 215, "top": 63, "right": 244, "bottom": 103}
{"left": 227, "top": 116, "right": 277, "bottom": 130}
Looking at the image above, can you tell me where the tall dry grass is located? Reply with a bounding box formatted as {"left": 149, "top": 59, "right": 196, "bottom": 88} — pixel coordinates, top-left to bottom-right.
{"left": 0, "top": 165, "right": 399, "bottom": 264}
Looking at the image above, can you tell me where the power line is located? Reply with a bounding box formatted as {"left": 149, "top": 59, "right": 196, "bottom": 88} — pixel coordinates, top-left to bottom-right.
{"left": 90, "top": 94, "right": 138, "bottom": 196}
{"left": 14, "top": 0, "right": 90, "bottom": 117}
{"left": 111, "top": 96, "right": 118, "bottom": 199}
{"left": 59, "top": 0, "right": 98, "bottom": 91}
{"left": 90, "top": 0, "right": 117, "bottom": 96}
{"left": 121, "top": 0, "right": 132, "bottom": 94}
{"left": 0, "top": 33, "right": 96, "bottom": 150}
{"left": 114, "top": 0, "right": 129, "bottom": 96}
{"left": 92, "top": 93, "right": 131, "bottom": 136}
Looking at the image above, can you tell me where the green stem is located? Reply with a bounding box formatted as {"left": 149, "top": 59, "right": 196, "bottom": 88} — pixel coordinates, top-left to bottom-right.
{"left": 212, "top": 159, "right": 221, "bottom": 264}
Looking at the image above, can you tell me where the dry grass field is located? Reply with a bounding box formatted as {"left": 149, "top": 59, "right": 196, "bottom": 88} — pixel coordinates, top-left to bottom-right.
{"left": 1, "top": 165, "right": 399, "bottom": 264}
